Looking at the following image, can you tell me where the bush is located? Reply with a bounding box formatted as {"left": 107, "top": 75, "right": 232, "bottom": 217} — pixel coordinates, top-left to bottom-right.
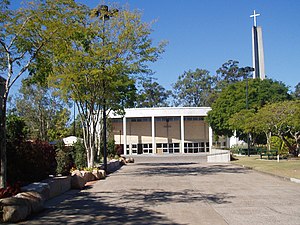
{"left": 55, "top": 141, "right": 73, "bottom": 176}
{"left": 6, "top": 140, "right": 56, "bottom": 185}
{"left": 72, "top": 141, "right": 87, "bottom": 170}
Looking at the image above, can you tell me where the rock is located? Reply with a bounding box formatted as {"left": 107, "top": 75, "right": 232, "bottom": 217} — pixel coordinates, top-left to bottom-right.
{"left": 21, "top": 182, "right": 50, "bottom": 201}
{"left": 80, "top": 171, "right": 95, "bottom": 183}
{"left": 119, "top": 157, "right": 126, "bottom": 165}
{"left": 71, "top": 171, "right": 86, "bottom": 189}
{"left": 43, "top": 176, "right": 71, "bottom": 199}
{"left": 0, "top": 197, "right": 31, "bottom": 223}
{"left": 92, "top": 169, "right": 106, "bottom": 180}
{"left": 15, "top": 191, "right": 44, "bottom": 213}
{"left": 126, "top": 157, "right": 135, "bottom": 163}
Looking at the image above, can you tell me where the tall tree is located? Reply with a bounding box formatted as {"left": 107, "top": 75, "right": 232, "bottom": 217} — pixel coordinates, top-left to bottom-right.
{"left": 172, "top": 69, "right": 216, "bottom": 107}
{"left": 14, "top": 81, "right": 70, "bottom": 141}
{"left": 215, "top": 60, "right": 245, "bottom": 90}
{"left": 207, "top": 79, "right": 292, "bottom": 138}
{"left": 48, "top": 4, "right": 166, "bottom": 168}
{"left": 0, "top": 0, "right": 85, "bottom": 188}
{"left": 293, "top": 82, "right": 300, "bottom": 100}
{"left": 135, "top": 77, "right": 171, "bottom": 107}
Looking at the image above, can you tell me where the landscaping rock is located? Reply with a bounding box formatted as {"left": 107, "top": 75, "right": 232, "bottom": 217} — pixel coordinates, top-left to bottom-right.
{"left": 0, "top": 196, "right": 31, "bottom": 223}
{"left": 43, "top": 176, "right": 71, "bottom": 199}
{"left": 15, "top": 191, "right": 44, "bottom": 213}
{"left": 71, "top": 170, "right": 86, "bottom": 189}
{"left": 92, "top": 169, "right": 106, "bottom": 180}
{"left": 21, "top": 182, "right": 50, "bottom": 201}
{"left": 126, "top": 157, "right": 135, "bottom": 163}
{"left": 119, "top": 157, "right": 126, "bottom": 165}
{"left": 81, "top": 171, "right": 95, "bottom": 183}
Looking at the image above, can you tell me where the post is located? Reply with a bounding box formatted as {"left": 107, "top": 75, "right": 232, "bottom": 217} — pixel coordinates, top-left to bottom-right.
{"left": 0, "top": 76, "right": 7, "bottom": 188}
{"left": 246, "top": 77, "right": 250, "bottom": 157}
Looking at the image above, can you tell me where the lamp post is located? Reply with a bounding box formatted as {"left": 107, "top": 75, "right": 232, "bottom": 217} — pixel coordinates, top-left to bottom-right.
{"left": 240, "top": 66, "right": 254, "bottom": 157}
{"left": 95, "top": 5, "right": 118, "bottom": 173}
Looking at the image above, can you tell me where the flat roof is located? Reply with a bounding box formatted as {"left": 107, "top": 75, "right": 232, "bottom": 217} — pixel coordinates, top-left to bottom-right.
{"left": 110, "top": 107, "right": 211, "bottom": 118}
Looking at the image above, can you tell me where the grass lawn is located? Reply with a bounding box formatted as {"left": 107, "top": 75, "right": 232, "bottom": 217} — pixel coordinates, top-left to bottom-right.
{"left": 232, "top": 155, "right": 300, "bottom": 179}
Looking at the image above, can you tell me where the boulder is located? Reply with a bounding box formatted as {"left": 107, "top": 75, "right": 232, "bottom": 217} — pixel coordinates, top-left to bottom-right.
{"left": 21, "top": 182, "right": 50, "bottom": 201}
{"left": 119, "top": 157, "right": 126, "bottom": 165}
{"left": 15, "top": 191, "right": 44, "bottom": 213}
{"left": 0, "top": 197, "right": 31, "bottom": 223}
{"left": 80, "top": 171, "right": 95, "bottom": 183}
{"left": 92, "top": 169, "right": 106, "bottom": 180}
{"left": 126, "top": 157, "right": 135, "bottom": 163}
{"left": 43, "top": 176, "right": 71, "bottom": 199}
{"left": 71, "top": 170, "right": 86, "bottom": 189}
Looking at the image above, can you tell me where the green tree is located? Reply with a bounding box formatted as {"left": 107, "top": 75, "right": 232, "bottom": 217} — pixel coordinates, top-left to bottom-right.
{"left": 207, "top": 79, "right": 292, "bottom": 138}
{"left": 15, "top": 82, "right": 70, "bottom": 141}
{"left": 255, "top": 101, "right": 300, "bottom": 156}
{"left": 172, "top": 68, "right": 216, "bottom": 107}
{"left": 215, "top": 60, "right": 245, "bottom": 90}
{"left": 0, "top": 0, "right": 85, "bottom": 188}
{"left": 135, "top": 77, "right": 171, "bottom": 107}
{"left": 293, "top": 82, "right": 300, "bottom": 100}
{"left": 48, "top": 4, "right": 166, "bottom": 168}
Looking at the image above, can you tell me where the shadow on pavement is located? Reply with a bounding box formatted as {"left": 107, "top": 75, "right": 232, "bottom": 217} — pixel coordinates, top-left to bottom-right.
{"left": 98, "top": 189, "right": 235, "bottom": 206}
{"left": 128, "top": 164, "right": 249, "bottom": 177}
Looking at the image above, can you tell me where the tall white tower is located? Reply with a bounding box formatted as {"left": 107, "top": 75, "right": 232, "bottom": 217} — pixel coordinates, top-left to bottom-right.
{"left": 250, "top": 10, "right": 265, "bottom": 79}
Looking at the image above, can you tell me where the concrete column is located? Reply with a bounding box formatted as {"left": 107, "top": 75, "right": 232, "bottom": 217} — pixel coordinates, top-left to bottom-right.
{"left": 180, "top": 115, "right": 185, "bottom": 153}
{"left": 152, "top": 116, "right": 155, "bottom": 154}
{"left": 209, "top": 126, "right": 213, "bottom": 153}
{"left": 123, "top": 117, "right": 127, "bottom": 155}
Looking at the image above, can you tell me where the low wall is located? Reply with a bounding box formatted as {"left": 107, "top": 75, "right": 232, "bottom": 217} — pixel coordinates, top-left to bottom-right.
{"left": 207, "top": 149, "right": 230, "bottom": 163}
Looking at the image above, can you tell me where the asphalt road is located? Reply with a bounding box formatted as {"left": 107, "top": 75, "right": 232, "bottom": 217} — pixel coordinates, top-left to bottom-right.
{"left": 18, "top": 154, "right": 300, "bottom": 225}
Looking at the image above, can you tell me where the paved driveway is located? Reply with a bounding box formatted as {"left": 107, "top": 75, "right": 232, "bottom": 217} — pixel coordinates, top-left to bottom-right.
{"left": 20, "top": 155, "right": 300, "bottom": 225}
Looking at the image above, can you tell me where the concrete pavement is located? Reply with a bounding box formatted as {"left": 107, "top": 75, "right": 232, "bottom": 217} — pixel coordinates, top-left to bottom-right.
{"left": 18, "top": 154, "right": 300, "bottom": 225}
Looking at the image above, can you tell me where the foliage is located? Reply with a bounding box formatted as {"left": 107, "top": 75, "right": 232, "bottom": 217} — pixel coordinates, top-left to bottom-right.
{"left": 6, "top": 114, "right": 28, "bottom": 142}
{"left": 6, "top": 140, "right": 56, "bottom": 184}
{"left": 135, "top": 77, "right": 171, "bottom": 107}
{"left": 0, "top": 0, "right": 84, "bottom": 188}
{"left": 14, "top": 82, "right": 70, "bottom": 141}
{"left": 172, "top": 68, "right": 216, "bottom": 107}
{"left": 270, "top": 136, "right": 289, "bottom": 155}
{"left": 255, "top": 100, "right": 300, "bottom": 156}
{"left": 215, "top": 60, "right": 246, "bottom": 90}
{"left": 294, "top": 82, "right": 300, "bottom": 99}
{"left": 207, "top": 79, "right": 291, "bottom": 137}
{"left": 72, "top": 140, "right": 87, "bottom": 170}
{"left": 0, "top": 182, "right": 21, "bottom": 199}
{"left": 55, "top": 141, "right": 73, "bottom": 176}
{"left": 47, "top": 3, "right": 166, "bottom": 168}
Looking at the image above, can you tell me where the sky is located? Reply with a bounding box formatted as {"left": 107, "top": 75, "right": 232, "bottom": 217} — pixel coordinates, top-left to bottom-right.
{"left": 10, "top": 0, "right": 300, "bottom": 93}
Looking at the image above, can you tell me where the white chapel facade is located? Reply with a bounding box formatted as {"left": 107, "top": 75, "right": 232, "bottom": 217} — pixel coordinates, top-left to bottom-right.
{"left": 109, "top": 107, "right": 228, "bottom": 155}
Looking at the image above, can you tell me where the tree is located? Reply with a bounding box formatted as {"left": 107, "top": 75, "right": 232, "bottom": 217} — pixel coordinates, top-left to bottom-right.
{"left": 293, "top": 82, "right": 300, "bottom": 100}
{"left": 14, "top": 82, "right": 70, "bottom": 141}
{"left": 172, "top": 69, "right": 216, "bottom": 107}
{"left": 0, "top": 0, "right": 85, "bottom": 188}
{"left": 135, "top": 77, "right": 171, "bottom": 107}
{"left": 207, "top": 79, "right": 292, "bottom": 138}
{"left": 255, "top": 101, "right": 300, "bottom": 156}
{"left": 48, "top": 4, "right": 166, "bottom": 168}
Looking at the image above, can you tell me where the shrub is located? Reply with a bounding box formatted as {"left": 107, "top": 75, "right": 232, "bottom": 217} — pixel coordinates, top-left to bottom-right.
{"left": 6, "top": 140, "right": 56, "bottom": 185}
{"left": 55, "top": 141, "right": 74, "bottom": 176}
{"left": 72, "top": 141, "right": 87, "bottom": 170}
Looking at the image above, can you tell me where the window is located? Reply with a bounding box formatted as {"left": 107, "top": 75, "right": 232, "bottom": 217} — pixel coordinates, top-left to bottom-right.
{"left": 184, "top": 142, "right": 208, "bottom": 153}
{"left": 143, "top": 143, "right": 153, "bottom": 154}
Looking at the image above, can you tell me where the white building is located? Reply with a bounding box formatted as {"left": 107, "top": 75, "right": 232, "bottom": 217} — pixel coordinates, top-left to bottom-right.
{"left": 109, "top": 107, "right": 229, "bottom": 155}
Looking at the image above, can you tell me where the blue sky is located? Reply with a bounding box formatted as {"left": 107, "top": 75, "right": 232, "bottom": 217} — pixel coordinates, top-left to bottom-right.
{"left": 10, "top": 0, "right": 300, "bottom": 92}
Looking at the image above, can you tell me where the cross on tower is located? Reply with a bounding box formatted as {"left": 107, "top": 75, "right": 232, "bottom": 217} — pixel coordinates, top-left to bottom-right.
{"left": 250, "top": 10, "right": 260, "bottom": 27}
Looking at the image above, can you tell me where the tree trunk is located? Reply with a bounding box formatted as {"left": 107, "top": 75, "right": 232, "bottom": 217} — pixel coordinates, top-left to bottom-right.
{"left": 0, "top": 79, "right": 7, "bottom": 188}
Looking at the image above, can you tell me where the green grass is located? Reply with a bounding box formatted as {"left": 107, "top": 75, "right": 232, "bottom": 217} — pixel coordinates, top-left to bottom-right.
{"left": 232, "top": 155, "right": 300, "bottom": 179}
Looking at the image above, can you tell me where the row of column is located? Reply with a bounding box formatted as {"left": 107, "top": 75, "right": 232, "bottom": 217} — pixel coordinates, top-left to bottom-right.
{"left": 122, "top": 116, "right": 213, "bottom": 155}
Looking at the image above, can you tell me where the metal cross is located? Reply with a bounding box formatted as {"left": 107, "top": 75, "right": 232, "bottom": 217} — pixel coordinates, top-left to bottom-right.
{"left": 250, "top": 10, "right": 260, "bottom": 27}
